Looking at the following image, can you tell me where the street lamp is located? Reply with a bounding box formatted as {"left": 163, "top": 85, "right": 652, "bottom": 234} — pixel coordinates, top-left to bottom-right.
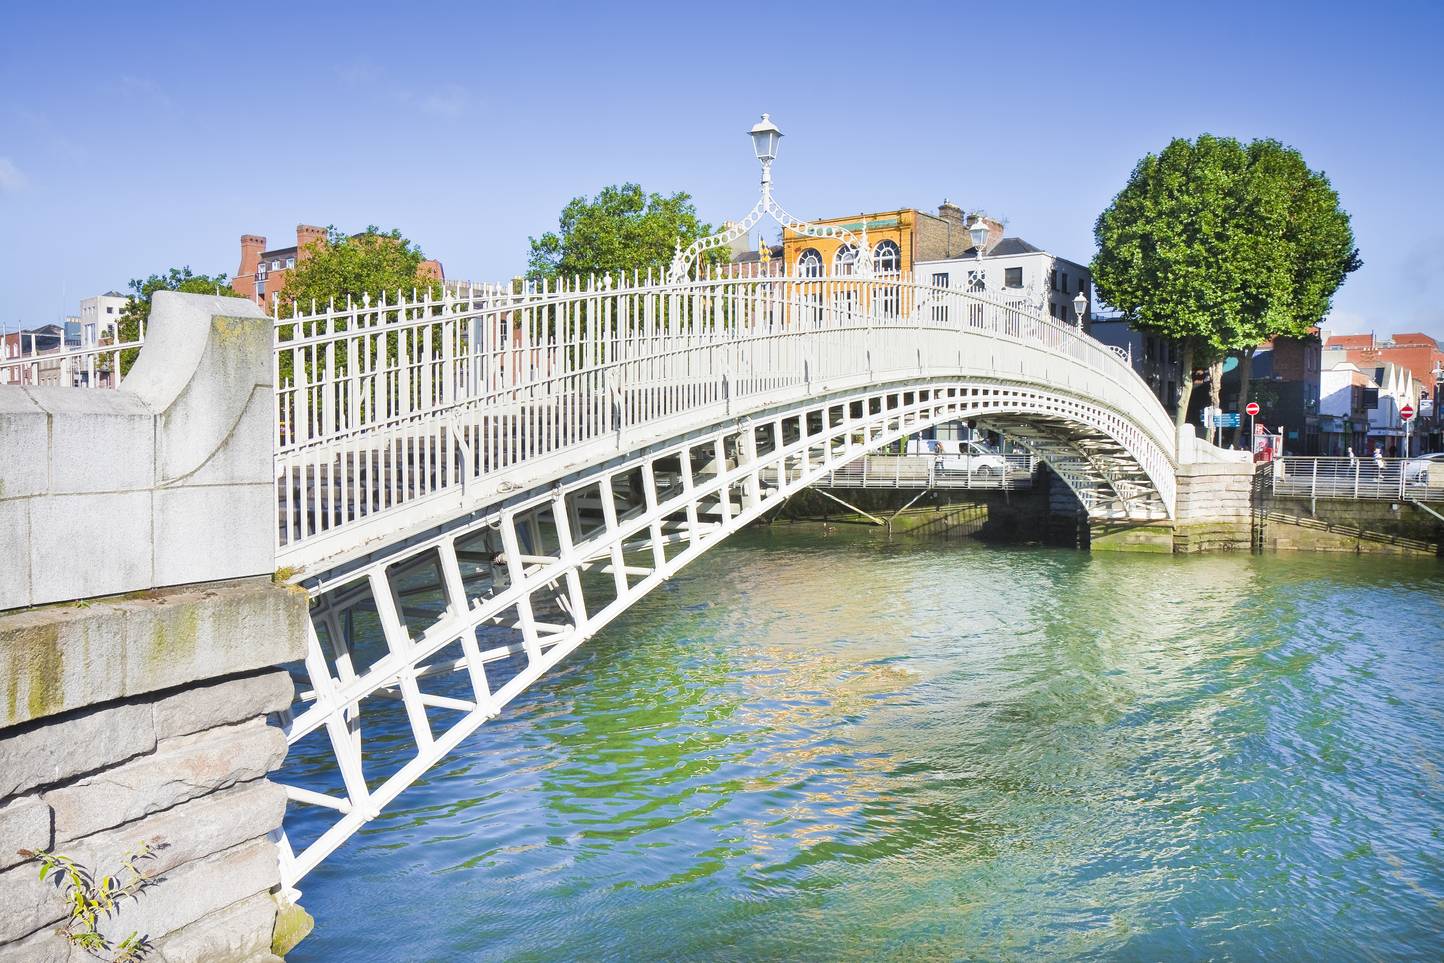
{"left": 749, "top": 114, "right": 782, "bottom": 189}
{"left": 1072, "top": 290, "right": 1088, "bottom": 328}
{"left": 968, "top": 217, "right": 990, "bottom": 257}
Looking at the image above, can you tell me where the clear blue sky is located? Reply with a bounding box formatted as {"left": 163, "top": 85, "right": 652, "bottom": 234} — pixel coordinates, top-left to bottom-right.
{"left": 2, "top": 0, "right": 1441, "bottom": 338}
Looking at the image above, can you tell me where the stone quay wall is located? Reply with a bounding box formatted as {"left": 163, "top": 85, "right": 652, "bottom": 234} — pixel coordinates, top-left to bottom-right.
{"left": 1, "top": 293, "right": 308, "bottom": 962}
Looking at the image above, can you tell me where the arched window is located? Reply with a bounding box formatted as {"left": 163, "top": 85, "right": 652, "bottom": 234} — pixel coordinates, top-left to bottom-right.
{"left": 873, "top": 239, "right": 901, "bottom": 274}
{"left": 797, "top": 248, "right": 823, "bottom": 278}
{"left": 833, "top": 244, "right": 858, "bottom": 276}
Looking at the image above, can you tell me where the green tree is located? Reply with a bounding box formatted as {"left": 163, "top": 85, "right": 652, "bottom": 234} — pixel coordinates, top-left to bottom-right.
{"left": 527, "top": 183, "right": 725, "bottom": 280}
{"left": 1092, "top": 135, "right": 1359, "bottom": 435}
{"left": 278, "top": 225, "right": 439, "bottom": 315}
{"left": 116, "top": 267, "right": 237, "bottom": 374}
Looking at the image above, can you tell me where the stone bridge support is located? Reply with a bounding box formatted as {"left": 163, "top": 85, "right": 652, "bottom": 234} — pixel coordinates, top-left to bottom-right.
{"left": 1084, "top": 426, "right": 1257, "bottom": 553}
{"left": 0, "top": 294, "right": 308, "bottom": 962}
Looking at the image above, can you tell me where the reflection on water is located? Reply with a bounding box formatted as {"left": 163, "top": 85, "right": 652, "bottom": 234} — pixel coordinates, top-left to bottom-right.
{"left": 289, "top": 528, "right": 1444, "bottom": 962}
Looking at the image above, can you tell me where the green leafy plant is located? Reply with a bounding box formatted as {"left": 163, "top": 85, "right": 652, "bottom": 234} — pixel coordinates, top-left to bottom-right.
{"left": 18, "top": 842, "right": 159, "bottom": 962}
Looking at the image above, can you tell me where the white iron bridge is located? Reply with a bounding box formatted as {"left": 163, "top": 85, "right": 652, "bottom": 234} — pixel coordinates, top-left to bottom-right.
{"left": 2, "top": 117, "right": 1200, "bottom": 891}
{"left": 264, "top": 263, "right": 1185, "bottom": 887}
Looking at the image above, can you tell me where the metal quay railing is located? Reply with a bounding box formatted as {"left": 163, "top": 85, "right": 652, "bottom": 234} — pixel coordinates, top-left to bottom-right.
{"left": 1271, "top": 455, "right": 1444, "bottom": 503}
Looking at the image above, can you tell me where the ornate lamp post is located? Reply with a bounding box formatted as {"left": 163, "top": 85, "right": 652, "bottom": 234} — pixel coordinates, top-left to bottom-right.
{"left": 1072, "top": 290, "right": 1088, "bottom": 329}
{"left": 969, "top": 218, "right": 989, "bottom": 260}
{"left": 669, "top": 115, "right": 872, "bottom": 282}
{"left": 749, "top": 114, "right": 782, "bottom": 190}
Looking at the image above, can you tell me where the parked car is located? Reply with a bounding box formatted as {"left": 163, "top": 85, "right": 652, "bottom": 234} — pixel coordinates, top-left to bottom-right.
{"left": 1404, "top": 452, "right": 1444, "bottom": 483}
{"left": 906, "top": 439, "right": 1009, "bottom": 476}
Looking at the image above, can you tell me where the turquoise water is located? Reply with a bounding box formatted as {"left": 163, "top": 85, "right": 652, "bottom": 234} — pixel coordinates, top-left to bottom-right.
{"left": 289, "top": 529, "right": 1444, "bottom": 961}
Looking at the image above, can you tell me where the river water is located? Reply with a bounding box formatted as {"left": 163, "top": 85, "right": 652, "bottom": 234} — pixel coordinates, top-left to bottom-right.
{"left": 289, "top": 528, "right": 1444, "bottom": 961}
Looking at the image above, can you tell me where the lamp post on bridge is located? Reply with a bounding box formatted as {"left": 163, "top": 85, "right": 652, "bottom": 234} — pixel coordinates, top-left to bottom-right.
{"left": 1072, "top": 290, "right": 1088, "bottom": 330}
{"left": 749, "top": 113, "right": 782, "bottom": 192}
{"left": 668, "top": 114, "right": 874, "bottom": 281}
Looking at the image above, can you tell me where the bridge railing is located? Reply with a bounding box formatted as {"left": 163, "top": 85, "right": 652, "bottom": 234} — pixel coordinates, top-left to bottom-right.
{"left": 0, "top": 334, "right": 143, "bottom": 387}
{"left": 824, "top": 453, "right": 1035, "bottom": 490}
{"left": 271, "top": 267, "right": 1176, "bottom": 566}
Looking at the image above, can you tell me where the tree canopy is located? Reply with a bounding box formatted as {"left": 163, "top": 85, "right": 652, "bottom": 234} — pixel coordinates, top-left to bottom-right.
{"left": 527, "top": 183, "right": 724, "bottom": 280}
{"left": 278, "top": 226, "right": 438, "bottom": 314}
{"left": 1092, "top": 134, "right": 1359, "bottom": 428}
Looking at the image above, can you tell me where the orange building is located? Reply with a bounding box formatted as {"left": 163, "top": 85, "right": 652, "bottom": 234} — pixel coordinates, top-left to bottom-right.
{"left": 232, "top": 225, "right": 444, "bottom": 310}
{"left": 779, "top": 202, "right": 979, "bottom": 277}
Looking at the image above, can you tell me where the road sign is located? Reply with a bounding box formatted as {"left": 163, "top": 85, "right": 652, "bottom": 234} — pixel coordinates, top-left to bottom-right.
{"left": 1401, "top": 403, "right": 1415, "bottom": 421}
{"left": 1212, "top": 413, "right": 1240, "bottom": 428}
{"left": 1245, "top": 402, "right": 1260, "bottom": 417}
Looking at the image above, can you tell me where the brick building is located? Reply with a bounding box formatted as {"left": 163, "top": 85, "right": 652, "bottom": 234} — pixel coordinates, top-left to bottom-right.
{"left": 231, "top": 225, "right": 444, "bottom": 310}
{"left": 779, "top": 201, "right": 976, "bottom": 278}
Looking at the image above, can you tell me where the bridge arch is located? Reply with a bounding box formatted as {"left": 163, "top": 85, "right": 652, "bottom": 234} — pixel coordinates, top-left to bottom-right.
{"left": 276, "top": 351, "right": 1176, "bottom": 885}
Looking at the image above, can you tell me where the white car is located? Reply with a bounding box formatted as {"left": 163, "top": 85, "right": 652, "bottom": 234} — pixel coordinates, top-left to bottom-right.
{"left": 1404, "top": 452, "right": 1444, "bottom": 483}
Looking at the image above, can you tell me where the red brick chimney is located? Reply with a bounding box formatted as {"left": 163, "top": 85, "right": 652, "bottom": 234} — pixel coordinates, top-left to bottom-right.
{"left": 235, "top": 235, "right": 266, "bottom": 297}
{"left": 296, "top": 224, "right": 327, "bottom": 261}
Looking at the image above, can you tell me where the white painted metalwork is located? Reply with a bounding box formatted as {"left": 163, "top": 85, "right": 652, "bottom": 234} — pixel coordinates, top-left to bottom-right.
{"left": 823, "top": 453, "right": 1034, "bottom": 490}
{"left": 274, "top": 373, "right": 1179, "bottom": 889}
{"left": 0, "top": 333, "right": 144, "bottom": 387}
{"left": 270, "top": 267, "right": 1178, "bottom": 573}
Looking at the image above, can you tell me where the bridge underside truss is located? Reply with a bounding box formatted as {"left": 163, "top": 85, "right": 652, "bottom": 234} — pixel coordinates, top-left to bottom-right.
{"left": 276, "top": 379, "right": 1171, "bottom": 889}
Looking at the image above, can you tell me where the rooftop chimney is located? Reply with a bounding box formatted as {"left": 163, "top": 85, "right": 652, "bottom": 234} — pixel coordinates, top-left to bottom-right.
{"left": 296, "top": 224, "right": 327, "bottom": 260}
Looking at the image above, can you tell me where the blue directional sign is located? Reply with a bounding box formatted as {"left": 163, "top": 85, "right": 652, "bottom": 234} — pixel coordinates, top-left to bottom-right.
{"left": 1213, "top": 413, "right": 1241, "bottom": 428}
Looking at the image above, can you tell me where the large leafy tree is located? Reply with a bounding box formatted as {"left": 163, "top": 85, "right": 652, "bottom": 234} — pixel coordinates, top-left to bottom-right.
{"left": 116, "top": 267, "right": 238, "bottom": 373}
{"left": 527, "top": 183, "right": 724, "bottom": 280}
{"left": 1092, "top": 135, "right": 1359, "bottom": 435}
{"left": 278, "top": 226, "right": 438, "bottom": 314}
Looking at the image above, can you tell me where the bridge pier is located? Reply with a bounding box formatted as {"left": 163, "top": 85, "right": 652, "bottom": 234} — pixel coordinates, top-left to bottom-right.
{"left": 1, "top": 294, "right": 308, "bottom": 962}
{"left": 1087, "top": 457, "right": 1256, "bottom": 553}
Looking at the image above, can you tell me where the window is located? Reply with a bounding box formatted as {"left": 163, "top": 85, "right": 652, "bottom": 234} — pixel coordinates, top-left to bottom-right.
{"left": 833, "top": 244, "right": 859, "bottom": 276}
{"left": 873, "top": 239, "right": 901, "bottom": 274}
{"left": 931, "top": 272, "right": 949, "bottom": 288}
{"left": 797, "top": 248, "right": 823, "bottom": 278}
{"left": 105, "top": 306, "right": 114, "bottom": 314}
{"left": 1077, "top": 276, "right": 1086, "bottom": 294}
{"left": 286, "top": 257, "right": 295, "bottom": 269}
{"left": 272, "top": 260, "right": 281, "bottom": 270}
{"left": 1049, "top": 269, "right": 1058, "bottom": 291}
{"left": 1061, "top": 272, "right": 1069, "bottom": 292}
{"left": 1004, "top": 267, "right": 1023, "bottom": 288}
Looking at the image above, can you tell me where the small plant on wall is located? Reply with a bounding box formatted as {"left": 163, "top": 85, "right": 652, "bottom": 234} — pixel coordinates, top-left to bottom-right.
{"left": 17, "top": 842, "right": 159, "bottom": 962}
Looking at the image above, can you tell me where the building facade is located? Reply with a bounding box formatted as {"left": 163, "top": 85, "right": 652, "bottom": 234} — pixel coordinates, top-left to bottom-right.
{"left": 232, "top": 225, "right": 445, "bottom": 310}
{"left": 1088, "top": 318, "right": 1183, "bottom": 414}
{"left": 780, "top": 202, "right": 975, "bottom": 278}
{"left": 914, "top": 222, "right": 1092, "bottom": 326}
{"left": 79, "top": 291, "right": 127, "bottom": 346}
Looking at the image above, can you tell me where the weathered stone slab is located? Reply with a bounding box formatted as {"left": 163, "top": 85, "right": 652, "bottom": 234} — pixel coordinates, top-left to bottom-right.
{"left": 0, "top": 577, "right": 307, "bottom": 729}
{"left": 0, "top": 780, "right": 285, "bottom": 946}
{"left": 43, "top": 720, "right": 286, "bottom": 842}
{"left": 0, "top": 388, "right": 48, "bottom": 501}
{"left": 152, "top": 669, "right": 294, "bottom": 740}
{"left": 90, "top": 837, "right": 281, "bottom": 955}
{"left": 0, "top": 796, "right": 52, "bottom": 871}
{"left": 151, "top": 890, "right": 283, "bottom": 963}
{"left": 0, "top": 701, "right": 155, "bottom": 800}
{"left": 27, "top": 491, "right": 155, "bottom": 610}
{"left": 0, "top": 922, "right": 74, "bottom": 963}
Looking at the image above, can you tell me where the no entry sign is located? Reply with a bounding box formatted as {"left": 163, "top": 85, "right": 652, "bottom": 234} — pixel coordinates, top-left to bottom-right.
{"left": 1245, "top": 402, "right": 1260, "bottom": 417}
{"left": 1401, "top": 404, "right": 1416, "bottom": 421}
